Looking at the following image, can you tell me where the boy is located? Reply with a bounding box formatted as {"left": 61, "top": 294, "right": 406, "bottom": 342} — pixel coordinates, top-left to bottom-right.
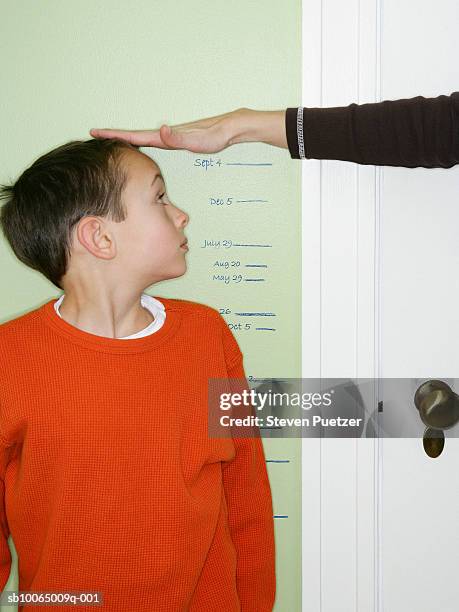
{"left": 0, "top": 139, "right": 276, "bottom": 611}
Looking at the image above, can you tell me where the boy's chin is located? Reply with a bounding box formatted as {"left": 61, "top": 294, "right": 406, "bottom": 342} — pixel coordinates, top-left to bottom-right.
{"left": 173, "top": 267, "right": 187, "bottom": 279}
{"left": 160, "top": 263, "right": 188, "bottom": 281}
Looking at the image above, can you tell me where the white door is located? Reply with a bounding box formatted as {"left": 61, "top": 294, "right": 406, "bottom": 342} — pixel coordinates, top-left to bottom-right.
{"left": 301, "top": 1, "right": 459, "bottom": 610}
{"left": 376, "top": 112, "right": 459, "bottom": 610}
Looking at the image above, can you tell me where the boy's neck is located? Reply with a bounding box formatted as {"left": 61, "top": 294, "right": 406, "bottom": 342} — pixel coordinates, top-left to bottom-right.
{"left": 58, "top": 292, "right": 155, "bottom": 339}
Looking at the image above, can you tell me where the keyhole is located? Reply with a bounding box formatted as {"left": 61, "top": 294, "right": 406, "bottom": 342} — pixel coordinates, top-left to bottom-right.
{"left": 422, "top": 426, "right": 445, "bottom": 458}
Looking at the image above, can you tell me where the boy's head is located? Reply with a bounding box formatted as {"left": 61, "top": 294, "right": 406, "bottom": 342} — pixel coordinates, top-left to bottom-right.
{"left": 0, "top": 139, "right": 189, "bottom": 292}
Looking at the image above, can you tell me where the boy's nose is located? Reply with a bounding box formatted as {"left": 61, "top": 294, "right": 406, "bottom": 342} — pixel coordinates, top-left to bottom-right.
{"left": 179, "top": 208, "right": 190, "bottom": 226}
{"left": 170, "top": 202, "right": 189, "bottom": 226}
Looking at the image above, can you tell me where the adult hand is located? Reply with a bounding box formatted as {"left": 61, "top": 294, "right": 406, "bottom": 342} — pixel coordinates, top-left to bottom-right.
{"left": 90, "top": 108, "right": 243, "bottom": 154}
{"left": 89, "top": 108, "right": 287, "bottom": 153}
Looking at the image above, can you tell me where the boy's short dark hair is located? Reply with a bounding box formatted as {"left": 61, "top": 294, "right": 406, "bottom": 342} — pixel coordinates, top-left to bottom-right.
{"left": 0, "top": 138, "right": 139, "bottom": 290}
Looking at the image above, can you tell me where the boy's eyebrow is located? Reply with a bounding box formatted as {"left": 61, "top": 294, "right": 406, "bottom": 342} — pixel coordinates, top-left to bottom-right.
{"left": 150, "top": 172, "right": 164, "bottom": 188}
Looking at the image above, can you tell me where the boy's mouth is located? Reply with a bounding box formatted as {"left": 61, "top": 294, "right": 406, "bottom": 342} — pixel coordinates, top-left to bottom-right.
{"left": 180, "top": 238, "right": 188, "bottom": 247}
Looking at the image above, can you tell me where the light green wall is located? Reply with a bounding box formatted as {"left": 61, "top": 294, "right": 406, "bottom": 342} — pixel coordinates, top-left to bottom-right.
{"left": 0, "top": 1, "right": 302, "bottom": 610}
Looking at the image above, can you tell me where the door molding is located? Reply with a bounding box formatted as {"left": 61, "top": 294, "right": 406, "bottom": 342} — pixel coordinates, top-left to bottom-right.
{"left": 301, "top": 0, "right": 382, "bottom": 610}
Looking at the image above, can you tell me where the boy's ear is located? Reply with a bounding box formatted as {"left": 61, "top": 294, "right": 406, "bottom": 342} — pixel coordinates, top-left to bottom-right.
{"left": 75, "top": 216, "right": 117, "bottom": 260}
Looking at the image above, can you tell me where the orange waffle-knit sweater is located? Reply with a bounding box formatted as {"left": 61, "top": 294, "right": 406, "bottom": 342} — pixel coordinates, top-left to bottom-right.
{"left": 0, "top": 296, "right": 276, "bottom": 611}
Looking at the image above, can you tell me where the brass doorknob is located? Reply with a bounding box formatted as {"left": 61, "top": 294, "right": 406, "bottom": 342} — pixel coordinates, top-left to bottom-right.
{"left": 414, "top": 379, "right": 459, "bottom": 430}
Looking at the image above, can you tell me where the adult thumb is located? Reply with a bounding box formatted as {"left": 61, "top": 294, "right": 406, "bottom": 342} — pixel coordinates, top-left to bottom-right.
{"left": 160, "top": 124, "right": 182, "bottom": 148}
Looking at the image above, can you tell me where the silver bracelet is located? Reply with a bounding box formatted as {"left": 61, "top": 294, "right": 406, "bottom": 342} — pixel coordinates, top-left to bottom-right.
{"left": 297, "top": 107, "right": 306, "bottom": 159}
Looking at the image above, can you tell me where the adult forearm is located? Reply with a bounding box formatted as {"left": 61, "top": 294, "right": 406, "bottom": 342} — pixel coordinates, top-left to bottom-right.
{"left": 228, "top": 108, "right": 288, "bottom": 150}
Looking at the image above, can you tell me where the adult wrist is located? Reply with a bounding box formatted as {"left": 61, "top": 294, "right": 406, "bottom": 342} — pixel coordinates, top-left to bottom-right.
{"left": 228, "top": 108, "right": 288, "bottom": 149}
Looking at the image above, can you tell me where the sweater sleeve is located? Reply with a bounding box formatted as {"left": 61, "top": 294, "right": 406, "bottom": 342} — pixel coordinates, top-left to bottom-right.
{"left": 285, "top": 91, "right": 459, "bottom": 168}
{"left": 0, "top": 439, "right": 12, "bottom": 591}
{"left": 221, "top": 351, "right": 276, "bottom": 611}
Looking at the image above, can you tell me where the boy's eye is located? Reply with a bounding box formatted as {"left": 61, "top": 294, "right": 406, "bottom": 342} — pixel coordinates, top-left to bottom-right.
{"left": 157, "top": 191, "right": 167, "bottom": 204}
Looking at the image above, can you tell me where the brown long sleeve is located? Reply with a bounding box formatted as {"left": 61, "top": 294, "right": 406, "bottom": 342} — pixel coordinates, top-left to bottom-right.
{"left": 285, "top": 92, "right": 459, "bottom": 168}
